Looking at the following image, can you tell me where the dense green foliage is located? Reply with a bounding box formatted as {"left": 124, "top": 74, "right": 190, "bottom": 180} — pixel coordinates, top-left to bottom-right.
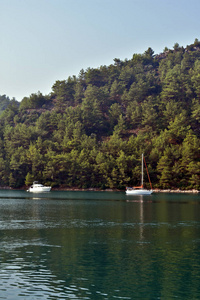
{"left": 1, "top": 40, "right": 200, "bottom": 190}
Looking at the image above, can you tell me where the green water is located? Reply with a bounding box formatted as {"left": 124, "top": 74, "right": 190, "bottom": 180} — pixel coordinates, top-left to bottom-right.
{"left": 0, "top": 190, "right": 200, "bottom": 299}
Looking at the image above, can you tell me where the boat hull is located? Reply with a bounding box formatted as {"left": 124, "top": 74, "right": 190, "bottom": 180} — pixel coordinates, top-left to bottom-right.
{"left": 27, "top": 185, "right": 51, "bottom": 193}
{"left": 27, "top": 187, "right": 51, "bottom": 192}
{"left": 126, "top": 189, "right": 153, "bottom": 195}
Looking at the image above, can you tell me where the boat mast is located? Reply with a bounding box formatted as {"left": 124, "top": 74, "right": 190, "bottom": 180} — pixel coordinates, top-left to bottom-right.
{"left": 141, "top": 153, "right": 144, "bottom": 188}
{"left": 143, "top": 155, "right": 153, "bottom": 190}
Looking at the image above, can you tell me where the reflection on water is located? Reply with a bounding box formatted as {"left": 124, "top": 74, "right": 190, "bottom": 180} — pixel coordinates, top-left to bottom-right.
{"left": 0, "top": 190, "right": 200, "bottom": 299}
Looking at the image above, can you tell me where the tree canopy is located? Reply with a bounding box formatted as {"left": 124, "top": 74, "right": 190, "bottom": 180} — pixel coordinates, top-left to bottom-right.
{"left": 1, "top": 39, "right": 200, "bottom": 190}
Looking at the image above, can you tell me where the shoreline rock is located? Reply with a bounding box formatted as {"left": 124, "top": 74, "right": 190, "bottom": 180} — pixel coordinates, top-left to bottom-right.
{"left": 153, "top": 189, "right": 199, "bottom": 193}
{"left": 0, "top": 186, "right": 12, "bottom": 190}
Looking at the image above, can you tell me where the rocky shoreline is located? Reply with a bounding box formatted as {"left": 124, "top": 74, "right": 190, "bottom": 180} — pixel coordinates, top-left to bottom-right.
{"left": 153, "top": 189, "right": 199, "bottom": 193}
{"left": 41, "top": 187, "right": 200, "bottom": 193}
{"left": 0, "top": 186, "right": 199, "bottom": 193}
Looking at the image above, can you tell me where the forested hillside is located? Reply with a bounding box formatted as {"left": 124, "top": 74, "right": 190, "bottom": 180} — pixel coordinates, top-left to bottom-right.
{"left": 1, "top": 40, "right": 200, "bottom": 190}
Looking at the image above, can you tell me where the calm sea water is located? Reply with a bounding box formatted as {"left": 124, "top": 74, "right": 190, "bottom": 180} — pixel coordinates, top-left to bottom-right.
{"left": 0, "top": 190, "right": 200, "bottom": 300}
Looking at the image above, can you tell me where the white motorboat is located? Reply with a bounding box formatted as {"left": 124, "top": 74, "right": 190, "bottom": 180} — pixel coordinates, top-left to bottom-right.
{"left": 27, "top": 181, "right": 51, "bottom": 192}
{"left": 126, "top": 154, "right": 153, "bottom": 195}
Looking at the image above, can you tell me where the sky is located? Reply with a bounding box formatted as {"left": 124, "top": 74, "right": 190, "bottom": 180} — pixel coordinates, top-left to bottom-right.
{"left": 1, "top": 0, "right": 200, "bottom": 101}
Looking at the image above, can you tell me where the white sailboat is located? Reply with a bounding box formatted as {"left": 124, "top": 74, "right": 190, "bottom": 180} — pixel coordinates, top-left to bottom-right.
{"left": 126, "top": 153, "right": 153, "bottom": 195}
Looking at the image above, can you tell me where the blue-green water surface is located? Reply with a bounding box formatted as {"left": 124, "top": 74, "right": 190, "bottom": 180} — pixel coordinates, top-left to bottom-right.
{"left": 0, "top": 190, "right": 200, "bottom": 299}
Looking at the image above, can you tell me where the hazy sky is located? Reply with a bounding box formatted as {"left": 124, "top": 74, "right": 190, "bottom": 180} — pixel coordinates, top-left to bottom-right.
{"left": 1, "top": 0, "right": 200, "bottom": 101}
